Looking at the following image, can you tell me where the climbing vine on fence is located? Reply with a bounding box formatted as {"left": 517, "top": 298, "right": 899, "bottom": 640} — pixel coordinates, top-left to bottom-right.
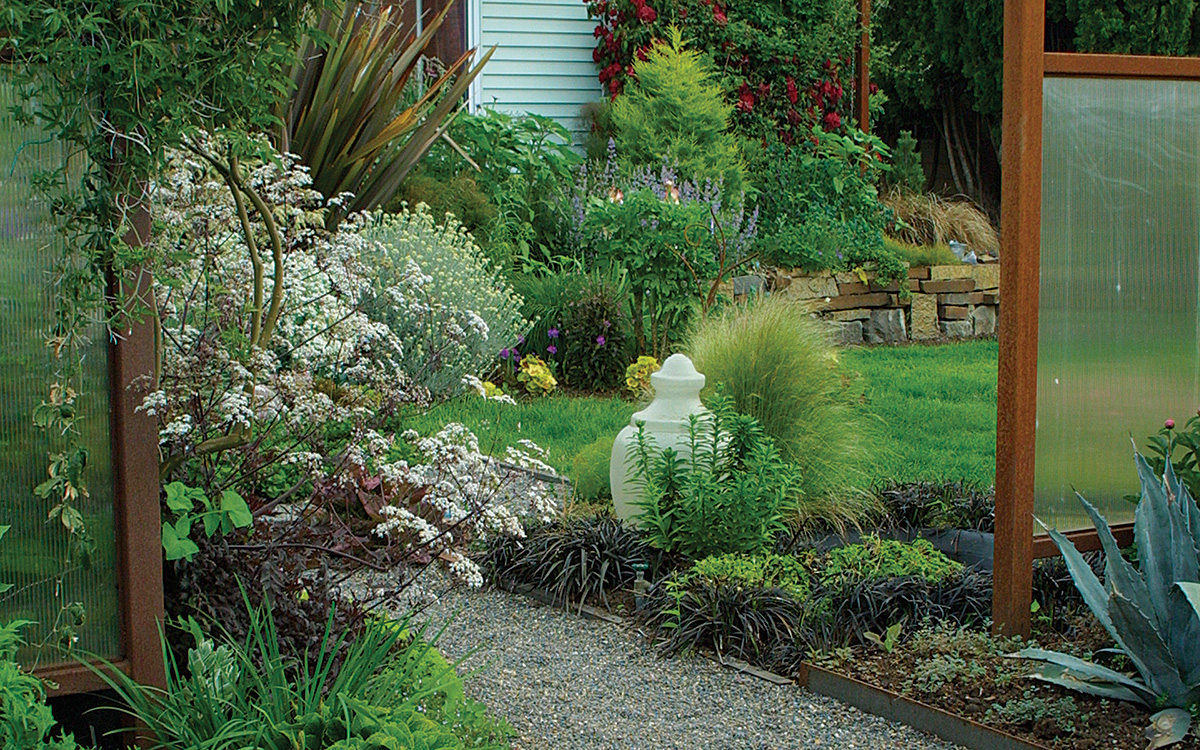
{"left": 0, "top": 0, "right": 322, "bottom": 653}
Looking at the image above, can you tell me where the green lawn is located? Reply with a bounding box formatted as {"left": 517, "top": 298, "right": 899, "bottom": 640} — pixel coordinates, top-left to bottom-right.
{"left": 843, "top": 339, "right": 997, "bottom": 488}
{"left": 404, "top": 394, "right": 637, "bottom": 475}
{"left": 410, "top": 339, "right": 1000, "bottom": 488}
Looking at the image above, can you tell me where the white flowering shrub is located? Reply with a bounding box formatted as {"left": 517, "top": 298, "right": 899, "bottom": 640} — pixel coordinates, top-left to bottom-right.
{"left": 144, "top": 136, "right": 541, "bottom": 588}
{"left": 359, "top": 207, "right": 526, "bottom": 397}
{"left": 373, "top": 423, "right": 558, "bottom": 587}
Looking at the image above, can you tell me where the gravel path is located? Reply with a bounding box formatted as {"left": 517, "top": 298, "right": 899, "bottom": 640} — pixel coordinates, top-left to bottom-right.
{"left": 383, "top": 576, "right": 966, "bottom": 750}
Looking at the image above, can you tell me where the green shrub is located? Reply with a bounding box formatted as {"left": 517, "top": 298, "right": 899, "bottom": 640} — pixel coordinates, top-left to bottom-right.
{"left": 585, "top": 189, "right": 716, "bottom": 356}
{"left": 0, "top": 621, "right": 80, "bottom": 749}
{"left": 753, "top": 129, "right": 902, "bottom": 283}
{"left": 820, "top": 535, "right": 963, "bottom": 585}
{"left": 685, "top": 552, "right": 810, "bottom": 600}
{"left": 610, "top": 28, "right": 746, "bottom": 198}
{"left": 391, "top": 173, "right": 498, "bottom": 254}
{"left": 360, "top": 206, "right": 527, "bottom": 398}
{"left": 887, "top": 130, "right": 926, "bottom": 194}
{"left": 571, "top": 437, "right": 614, "bottom": 503}
{"left": 629, "top": 388, "right": 794, "bottom": 559}
{"left": 686, "top": 296, "right": 879, "bottom": 530}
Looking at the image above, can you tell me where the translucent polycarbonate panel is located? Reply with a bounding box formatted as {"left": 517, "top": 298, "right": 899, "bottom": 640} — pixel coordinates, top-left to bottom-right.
{"left": 0, "top": 74, "right": 120, "bottom": 664}
{"left": 1037, "top": 77, "right": 1200, "bottom": 531}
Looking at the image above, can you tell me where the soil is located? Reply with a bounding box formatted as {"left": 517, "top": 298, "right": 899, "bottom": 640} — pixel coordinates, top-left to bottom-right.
{"left": 827, "top": 614, "right": 1200, "bottom": 750}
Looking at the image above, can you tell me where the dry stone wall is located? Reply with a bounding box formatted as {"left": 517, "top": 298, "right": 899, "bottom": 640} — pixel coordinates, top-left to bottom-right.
{"left": 768, "top": 262, "right": 1000, "bottom": 346}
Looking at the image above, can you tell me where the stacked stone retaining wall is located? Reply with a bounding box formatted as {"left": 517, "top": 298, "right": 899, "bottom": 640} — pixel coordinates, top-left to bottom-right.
{"left": 769, "top": 262, "right": 1000, "bottom": 346}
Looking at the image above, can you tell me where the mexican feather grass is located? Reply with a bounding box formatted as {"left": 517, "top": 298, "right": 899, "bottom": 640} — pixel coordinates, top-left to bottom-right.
{"left": 687, "top": 296, "right": 880, "bottom": 531}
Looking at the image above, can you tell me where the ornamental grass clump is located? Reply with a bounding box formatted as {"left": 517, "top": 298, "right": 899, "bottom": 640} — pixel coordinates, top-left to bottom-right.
{"left": 686, "top": 296, "right": 879, "bottom": 530}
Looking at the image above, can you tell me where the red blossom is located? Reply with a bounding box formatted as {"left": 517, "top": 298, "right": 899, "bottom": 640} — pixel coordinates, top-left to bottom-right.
{"left": 786, "top": 108, "right": 801, "bottom": 125}
{"left": 636, "top": 3, "right": 656, "bottom": 22}
{"left": 593, "top": 24, "right": 605, "bottom": 38}
{"left": 786, "top": 76, "right": 798, "bottom": 104}
{"left": 823, "top": 111, "right": 841, "bottom": 129}
{"left": 713, "top": 5, "right": 727, "bottom": 24}
{"left": 592, "top": 46, "right": 603, "bottom": 63}
{"left": 636, "top": 46, "right": 649, "bottom": 61}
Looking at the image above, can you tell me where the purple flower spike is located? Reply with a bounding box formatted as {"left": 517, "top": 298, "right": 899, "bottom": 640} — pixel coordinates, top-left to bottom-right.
{"left": 517, "top": 334, "right": 525, "bottom": 344}
{"left": 547, "top": 345, "right": 557, "bottom": 355}
{"left": 548, "top": 327, "right": 560, "bottom": 339}
{"left": 500, "top": 348, "right": 510, "bottom": 359}
{"left": 596, "top": 335, "right": 606, "bottom": 347}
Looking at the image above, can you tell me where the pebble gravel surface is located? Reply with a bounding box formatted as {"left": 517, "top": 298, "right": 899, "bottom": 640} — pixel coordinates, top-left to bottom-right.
{"left": 394, "top": 576, "right": 967, "bottom": 750}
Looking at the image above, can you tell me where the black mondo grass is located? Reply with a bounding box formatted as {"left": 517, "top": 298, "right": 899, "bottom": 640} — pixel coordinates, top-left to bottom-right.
{"left": 814, "top": 570, "right": 993, "bottom": 650}
{"left": 648, "top": 580, "right": 809, "bottom": 675}
{"left": 483, "top": 517, "right": 665, "bottom": 610}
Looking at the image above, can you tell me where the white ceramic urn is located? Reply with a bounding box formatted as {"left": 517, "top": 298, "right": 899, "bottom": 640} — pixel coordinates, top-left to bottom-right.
{"left": 610, "top": 353, "right": 708, "bottom": 523}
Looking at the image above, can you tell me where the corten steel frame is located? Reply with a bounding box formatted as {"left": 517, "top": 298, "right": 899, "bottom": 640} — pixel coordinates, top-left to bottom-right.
{"left": 855, "top": 0, "right": 870, "bottom": 133}
{"left": 0, "top": 53, "right": 166, "bottom": 693}
{"left": 994, "top": 0, "right": 1200, "bottom": 636}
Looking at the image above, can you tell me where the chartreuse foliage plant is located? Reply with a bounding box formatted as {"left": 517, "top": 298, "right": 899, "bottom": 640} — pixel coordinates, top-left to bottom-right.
{"left": 687, "top": 296, "right": 879, "bottom": 530}
{"left": 819, "top": 536, "right": 963, "bottom": 585}
{"left": 629, "top": 388, "right": 795, "bottom": 560}
{"left": 610, "top": 27, "right": 746, "bottom": 198}
{"left": 1019, "top": 449, "right": 1200, "bottom": 743}
{"left": 684, "top": 553, "right": 811, "bottom": 600}
{"left": 91, "top": 598, "right": 512, "bottom": 750}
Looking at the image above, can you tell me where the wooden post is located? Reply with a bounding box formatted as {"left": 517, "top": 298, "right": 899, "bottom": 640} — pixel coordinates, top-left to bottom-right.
{"left": 855, "top": 0, "right": 871, "bottom": 133}
{"left": 993, "top": 0, "right": 1045, "bottom": 638}
{"left": 110, "top": 208, "right": 166, "bottom": 692}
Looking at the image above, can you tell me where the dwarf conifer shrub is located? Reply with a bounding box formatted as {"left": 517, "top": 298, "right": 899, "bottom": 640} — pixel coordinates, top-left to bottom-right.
{"left": 686, "top": 297, "right": 878, "bottom": 530}
{"left": 610, "top": 28, "right": 746, "bottom": 197}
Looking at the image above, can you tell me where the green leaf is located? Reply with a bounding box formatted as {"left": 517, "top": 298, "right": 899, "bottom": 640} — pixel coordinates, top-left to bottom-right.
{"left": 162, "top": 522, "right": 200, "bottom": 561}
{"left": 220, "top": 489, "right": 253, "bottom": 529}
{"left": 164, "top": 481, "right": 197, "bottom": 512}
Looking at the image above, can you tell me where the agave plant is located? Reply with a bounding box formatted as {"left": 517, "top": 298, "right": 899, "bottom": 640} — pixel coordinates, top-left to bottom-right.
{"left": 1018, "top": 446, "right": 1200, "bottom": 747}
{"left": 277, "top": 0, "right": 494, "bottom": 228}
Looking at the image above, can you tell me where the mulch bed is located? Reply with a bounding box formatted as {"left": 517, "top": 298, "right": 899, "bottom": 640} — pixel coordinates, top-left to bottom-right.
{"left": 827, "top": 614, "right": 1199, "bottom": 750}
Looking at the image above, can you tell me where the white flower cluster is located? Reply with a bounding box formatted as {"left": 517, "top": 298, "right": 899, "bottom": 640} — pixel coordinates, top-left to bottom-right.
{"left": 371, "top": 422, "right": 559, "bottom": 586}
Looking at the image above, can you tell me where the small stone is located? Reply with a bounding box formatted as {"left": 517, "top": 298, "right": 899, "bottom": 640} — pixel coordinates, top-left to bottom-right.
{"left": 971, "top": 264, "right": 1000, "bottom": 290}
{"left": 939, "top": 305, "right": 970, "bottom": 320}
{"left": 782, "top": 274, "right": 838, "bottom": 300}
{"left": 930, "top": 265, "right": 974, "bottom": 280}
{"left": 827, "top": 320, "right": 864, "bottom": 346}
{"left": 732, "top": 275, "right": 764, "bottom": 296}
{"left": 863, "top": 309, "right": 907, "bottom": 345}
{"left": 828, "top": 308, "right": 871, "bottom": 321}
{"left": 940, "top": 320, "right": 973, "bottom": 338}
{"left": 909, "top": 294, "right": 938, "bottom": 340}
{"left": 921, "top": 279, "right": 976, "bottom": 294}
{"left": 971, "top": 304, "right": 997, "bottom": 336}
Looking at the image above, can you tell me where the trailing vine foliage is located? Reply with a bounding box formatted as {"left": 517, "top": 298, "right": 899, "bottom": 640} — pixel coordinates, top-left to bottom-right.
{"left": 0, "top": 0, "right": 324, "bottom": 652}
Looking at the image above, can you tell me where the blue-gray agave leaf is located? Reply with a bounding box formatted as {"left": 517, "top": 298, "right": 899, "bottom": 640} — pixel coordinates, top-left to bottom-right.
{"left": 1171, "top": 582, "right": 1200, "bottom": 686}
{"left": 1015, "top": 648, "right": 1155, "bottom": 704}
{"left": 1036, "top": 519, "right": 1113, "bottom": 634}
{"left": 1108, "top": 592, "right": 1187, "bottom": 701}
{"left": 1134, "top": 451, "right": 1199, "bottom": 628}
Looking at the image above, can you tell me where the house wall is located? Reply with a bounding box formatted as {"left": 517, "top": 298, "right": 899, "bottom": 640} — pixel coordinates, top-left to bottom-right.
{"left": 472, "top": 0, "right": 602, "bottom": 141}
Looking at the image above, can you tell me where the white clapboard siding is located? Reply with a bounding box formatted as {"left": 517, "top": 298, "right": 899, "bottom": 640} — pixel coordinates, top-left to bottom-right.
{"left": 473, "top": 0, "right": 602, "bottom": 140}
